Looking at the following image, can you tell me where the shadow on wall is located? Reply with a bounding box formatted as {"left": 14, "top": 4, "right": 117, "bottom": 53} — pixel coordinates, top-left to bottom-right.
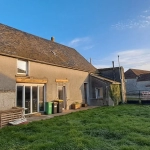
{"left": 0, "top": 72, "right": 16, "bottom": 91}
{"left": 79, "top": 77, "right": 89, "bottom": 105}
{"left": 0, "top": 73, "right": 16, "bottom": 110}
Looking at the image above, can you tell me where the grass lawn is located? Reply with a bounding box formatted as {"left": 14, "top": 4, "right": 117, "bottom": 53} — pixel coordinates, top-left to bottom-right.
{"left": 1, "top": 105, "right": 150, "bottom": 150}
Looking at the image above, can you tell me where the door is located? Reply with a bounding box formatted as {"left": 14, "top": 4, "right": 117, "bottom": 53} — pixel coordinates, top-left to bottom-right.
{"left": 25, "top": 86, "right": 31, "bottom": 114}
{"left": 32, "top": 86, "right": 38, "bottom": 113}
{"left": 84, "top": 83, "right": 88, "bottom": 104}
{"left": 16, "top": 84, "right": 45, "bottom": 114}
{"left": 58, "top": 86, "right": 66, "bottom": 109}
{"left": 39, "top": 86, "right": 44, "bottom": 111}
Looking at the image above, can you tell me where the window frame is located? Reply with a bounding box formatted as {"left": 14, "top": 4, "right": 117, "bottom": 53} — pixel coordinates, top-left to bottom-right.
{"left": 95, "top": 87, "right": 103, "bottom": 99}
{"left": 17, "top": 59, "right": 28, "bottom": 75}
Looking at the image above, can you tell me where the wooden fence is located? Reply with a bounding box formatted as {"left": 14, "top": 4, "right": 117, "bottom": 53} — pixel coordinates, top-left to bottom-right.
{"left": 0, "top": 107, "right": 23, "bottom": 128}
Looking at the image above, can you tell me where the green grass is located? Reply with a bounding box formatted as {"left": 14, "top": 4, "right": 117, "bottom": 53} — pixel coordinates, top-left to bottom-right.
{"left": 1, "top": 105, "right": 150, "bottom": 150}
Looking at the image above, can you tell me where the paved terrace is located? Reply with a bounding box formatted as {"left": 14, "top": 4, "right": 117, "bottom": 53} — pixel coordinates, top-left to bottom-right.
{"left": 26, "top": 106, "right": 98, "bottom": 123}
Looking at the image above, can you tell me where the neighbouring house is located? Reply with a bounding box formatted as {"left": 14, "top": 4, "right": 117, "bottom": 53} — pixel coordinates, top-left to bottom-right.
{"left": 125, "top": 69, "right": 150, "bottom": 93}
{"left": 89, "top": 67, "right": 126, "bottom": 105}
{"left": 0, "top": 23, "right": 125, "bottom": 114}
{"left": 89, "top": 73, "right": 121, "bottom": 106}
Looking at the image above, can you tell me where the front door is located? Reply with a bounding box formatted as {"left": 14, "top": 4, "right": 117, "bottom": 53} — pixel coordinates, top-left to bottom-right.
{"left": 58, "top": 86, "right": 66, "bottom": 109}
{"left": 16, "top": 84, "right": 45, "bottom": 114}
{"left": 84, "top": 83, "right": 88, "bottom": 104}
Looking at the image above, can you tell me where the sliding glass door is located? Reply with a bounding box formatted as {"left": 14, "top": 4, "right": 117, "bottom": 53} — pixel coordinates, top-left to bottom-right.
{"left": 32, "top": 86, "right": 38, "bottom": 113}
{"left": 16, "top": 84, "right": 45, "bottom": 114}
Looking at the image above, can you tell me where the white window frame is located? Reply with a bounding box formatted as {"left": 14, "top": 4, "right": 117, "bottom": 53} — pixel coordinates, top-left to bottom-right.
{"left": 95, "top": 87, "right": 103, "bottom": 99}
{"left": 17, "top": 59, "right": 28, "bottom": 75}
{"left": 16, "top": 83, "right": 45, "bottom": 114}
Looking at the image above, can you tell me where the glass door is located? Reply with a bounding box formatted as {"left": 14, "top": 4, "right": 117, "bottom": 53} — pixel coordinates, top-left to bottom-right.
{"left": 17, "top": 86, "right": 23, "bottom": 107}
{"left": 25, "top": 86, "right": 31, "bottom": 114}
{"left": 32, "top": 86, "right": 38, "bottom": 113}
{"left": 39, "top": 86, "right": 44, "bottom": 111}
{"left": 58, "top": 86, "right": 66, "bottom": 109}
{"left": 16, "top": 84, "right": 45, "bottom": 114}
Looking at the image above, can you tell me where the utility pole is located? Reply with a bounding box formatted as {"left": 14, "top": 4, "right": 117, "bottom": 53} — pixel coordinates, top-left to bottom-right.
{"left": 112, "top": 61, "right": 115, "bottom": 81}
{"left": 118, "top": 55, "right": 124, "bottom": 103}
{"left": 118, "top": 55, "right": 121, "bottom": 80}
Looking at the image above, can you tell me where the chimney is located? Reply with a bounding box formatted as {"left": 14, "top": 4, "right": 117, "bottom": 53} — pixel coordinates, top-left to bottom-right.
{"left": 112, "top": 61, "right": 114, "bottom": 70}
{"left": 90, "top": 58, "right": 92, "bottom": 64}
{"left": 51, "top": 37, "right": 55, "bottom": 42}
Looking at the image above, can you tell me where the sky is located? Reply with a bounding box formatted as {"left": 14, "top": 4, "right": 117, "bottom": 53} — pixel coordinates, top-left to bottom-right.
{"left": 1, "top": 0, "right": 150, "bottom": 71}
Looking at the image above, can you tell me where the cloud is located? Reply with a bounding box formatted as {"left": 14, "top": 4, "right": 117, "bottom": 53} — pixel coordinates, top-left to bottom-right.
{"left": 65, "top": 36, "right": 94, "bottom": 51}
{"left": 68, "top": 37, "right": 90, "bottom": 47}
{"left": 93, "top": 49, "right": 150, "bottom": 71}
{"left": 83, "top": 45, "right": 94, "bottom": 50}
{"left": 112, "top": 9, "right": 150, "bottom": 30}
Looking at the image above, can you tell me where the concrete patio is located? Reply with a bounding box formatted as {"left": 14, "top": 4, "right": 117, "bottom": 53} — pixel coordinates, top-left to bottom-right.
{"left": 26, "top": 106, "right": 98, "bottom": 123}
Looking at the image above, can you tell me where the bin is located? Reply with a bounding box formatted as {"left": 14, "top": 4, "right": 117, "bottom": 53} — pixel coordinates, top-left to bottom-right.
{"left": 54, "top": 100, "right": 63, "bottom": 113}
{"left": 45, "top": 102, "right": 52, "bottom": 115}
{"left": 52, "top": 102, "right": 58, "bottom": 114}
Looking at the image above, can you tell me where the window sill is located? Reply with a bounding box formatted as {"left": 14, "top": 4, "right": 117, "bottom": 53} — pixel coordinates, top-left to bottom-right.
{"left": 15, "top": 74, "right": 29, "bottom": 77}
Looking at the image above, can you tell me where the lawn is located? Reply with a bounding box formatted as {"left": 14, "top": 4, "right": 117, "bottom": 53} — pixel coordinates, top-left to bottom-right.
{"left": 0, "top": 105, "right": 150, "bottom": 150}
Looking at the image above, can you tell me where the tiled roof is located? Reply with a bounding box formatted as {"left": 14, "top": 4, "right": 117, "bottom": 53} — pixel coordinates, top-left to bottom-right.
{"left": 125, "top": 69, "right": 150, "bottom": 79}
{"left": 97, "top": 67, "right": 122, "bottom": 82}
{"left": 90, "top": 73, "right": 120, "bottom": 84}
{"left": 0, "top": 23, "right": 96, "bottom": 73}
{"left": 137, "top": 73, "right": 150, "bottom": 81}
{"left": 98, "top": 67, "right": 120, "bottom": 71}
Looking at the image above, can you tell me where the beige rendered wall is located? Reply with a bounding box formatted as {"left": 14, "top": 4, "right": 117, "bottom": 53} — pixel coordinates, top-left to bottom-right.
{"left": 30, "top": 61, "right": 89, "bottom": 109}
{"left": 0, "top": 55, "right": 89, "bottom": 110}
{"left": 0, "top": 55, "right": 16, "bottom": 110}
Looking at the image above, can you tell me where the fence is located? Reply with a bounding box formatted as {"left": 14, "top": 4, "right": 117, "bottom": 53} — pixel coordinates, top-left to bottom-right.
{"left": 126, "top": 90, "right": 150, "bottom": 104}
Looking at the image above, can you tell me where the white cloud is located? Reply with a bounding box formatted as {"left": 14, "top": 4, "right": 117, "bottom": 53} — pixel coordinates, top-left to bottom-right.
{"left": 112, "top": 9, "right": 150, "bottom": 30}
{"left": 68, "top": 37, "right": 90, "bottom": 47}
{"left": 83, "top": 45, "right": 94, "bottom": 50}
{"left": 65, "top": 36, "right": 94, "bottom": 51}
{"left": 93, "top": 49, "right": 150, "bottom": 71}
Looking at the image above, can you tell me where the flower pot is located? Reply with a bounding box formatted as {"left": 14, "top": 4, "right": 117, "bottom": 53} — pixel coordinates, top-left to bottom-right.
{"left": 71, "top": 103, "right": 81, "bottom": 109}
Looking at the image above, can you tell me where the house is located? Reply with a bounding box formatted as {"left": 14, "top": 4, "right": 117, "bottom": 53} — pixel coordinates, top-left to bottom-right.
{"left": 0, "top": 23, "right": 124, "bottom": 114}
{"left": 89, "top": 73, "right": 121, "bottom": 106}
{"left": 89, "top": 67, "right": 126, "bottom": 105}
{"left": 125, "top": 69, "right": 150, "bottom": 94}
{"left": 0, "top": 23, "right": 97, "bottom": 114}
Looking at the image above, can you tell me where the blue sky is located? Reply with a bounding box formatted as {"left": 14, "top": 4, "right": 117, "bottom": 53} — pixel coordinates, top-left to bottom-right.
{"left": 1, "top": 0, "right": 150, "bottom": 71}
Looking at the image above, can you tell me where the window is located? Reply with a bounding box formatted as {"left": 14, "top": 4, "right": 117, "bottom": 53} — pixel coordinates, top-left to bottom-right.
{"left": 17, "top": 60, "right": 28, "bottom": 75}
{"left": 95, "top": 87, "right": 103, "bottom": 99}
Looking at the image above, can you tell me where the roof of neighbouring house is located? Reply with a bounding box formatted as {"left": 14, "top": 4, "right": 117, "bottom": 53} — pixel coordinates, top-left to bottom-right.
{"left": 137, "top": 73, "right": 150, "bottom": 81}
{"left": 90, "top": 73, "right": 121, "bottom": 84}
{"left": 98, "top": 67, "right": 120, "bottom": 71}
{"left": 0, "top": 23, "right": 96, "bottom": 73}
{"left": 97, "top": 67, "right": 123, "bottom": 82}
{"left": 125, "top": 69, "right": 150, "bottom": 79}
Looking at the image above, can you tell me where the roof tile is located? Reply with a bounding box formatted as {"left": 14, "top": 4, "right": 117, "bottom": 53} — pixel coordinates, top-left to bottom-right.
{"left": 0, "top": 23, "right": 96, "bottom": 72}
